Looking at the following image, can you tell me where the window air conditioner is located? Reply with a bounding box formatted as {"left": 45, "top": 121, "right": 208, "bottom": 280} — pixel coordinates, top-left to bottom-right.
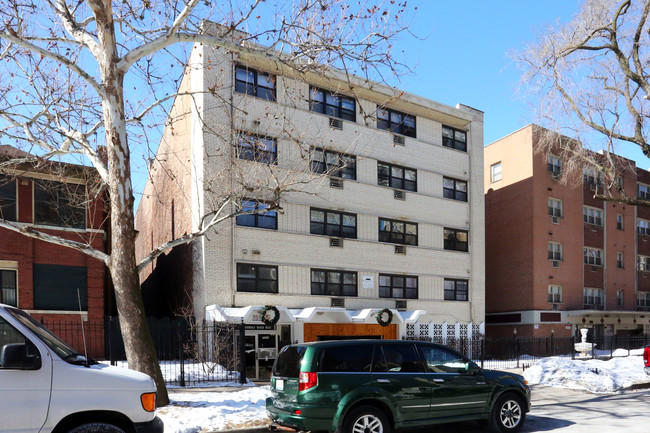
{"left": 329, "top": 118, "right": 343, "bottom": 130}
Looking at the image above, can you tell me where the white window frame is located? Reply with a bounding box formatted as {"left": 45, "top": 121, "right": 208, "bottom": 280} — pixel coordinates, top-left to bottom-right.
{"left": 583, "top": 287, "right": 603, "bottom": 306}
{"left": 638, "top": 219, "right": 650, "bottom": 235}
{"left": 490, "top": 162, "right": 502, "bottom": 183}
{"left": 548, "top": 285, "right": 562, "bottom": 303}
{"left": 548, "top": 198, "right": 562, "bottom": 218}
{"left": 617, "top": 290, "right": 624, "bottom": 307}
{"left": 638, "top": 183, "right": 650, "bottom": 200}
{"left": 617, "top": 252, "right": 624, "bottom": 269}
{"left": 548, "top": 242, "right": 562, "bottom": 261}
{"left": 637, "top": 292, "right": 650, "bottom": 307}
{"left": 547, "top": 154, "right": 562, "bottom": 174}
{"left": 584, "top": 247, "right": 603, "bottom": 266}
{"left": 583, "top": 206, "right": 603, "bottom": 226}
{"left": 638, "top": 255, "right": 650, "bottom": 271}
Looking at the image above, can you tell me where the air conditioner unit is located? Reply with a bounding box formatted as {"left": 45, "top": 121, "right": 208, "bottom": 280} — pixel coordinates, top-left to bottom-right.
{"left": 551, "top": 216, "right": 560, "bottom": 224}
{"left": 394, "top": 190, "right": 406, "bottom": 200}
{"left": 393, "top": 135, "right": 405, "bottom": 146}
{"left": 329, "top": 177, "right": 344, "bottom": 189}
{"left": 395, "top": 245, "right": 406, "bottom": 254}
{"left": 329, "top": 117, "right": 343, "bottom": 130}
{"left": 552, "top": 260, "right": 559, "bottom": 268}
{"left": 331, "top": 298, "right": 345, "bottom": 308}
{"left": 395, "top": 300, "right": 407, "bottom": 310}
{"left": 551, "top": 172, "right": 562, "bottom": 180}
{"left": 552, "top": 303, "right": 560, "bottom": 311}
{"left": 330, "top": 237, "right": 343, "bottom": 248}
{"left": 591, "top": 266, "right": 598, "bottom": 272}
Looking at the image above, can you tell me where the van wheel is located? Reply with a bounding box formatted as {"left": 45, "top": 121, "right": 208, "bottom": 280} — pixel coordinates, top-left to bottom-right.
{"left": 342, "top": 405, "right": 390, "bottom": 433}
{"left": 67, "top": 423, "right": 126, "bottom": 433}
{"left": 489, "top": 394, "right": 525, "bottom": 433}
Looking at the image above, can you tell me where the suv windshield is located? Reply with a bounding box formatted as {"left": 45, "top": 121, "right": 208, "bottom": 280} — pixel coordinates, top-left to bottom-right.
{"left": 6, "top": 307, "right": 95, "bottom": 365}
{"left": 273, "top": 345, "right": 306, "bottom": 377}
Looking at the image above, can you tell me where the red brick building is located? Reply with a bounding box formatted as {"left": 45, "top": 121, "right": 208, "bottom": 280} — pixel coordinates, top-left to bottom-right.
{"left": 485, "top": 125, "right": 650, "bottom": 339}
{"left": 0, "top": 146, "right": 108, "bottom": 357}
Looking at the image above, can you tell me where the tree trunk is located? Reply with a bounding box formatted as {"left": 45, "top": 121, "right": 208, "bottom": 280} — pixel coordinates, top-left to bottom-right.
{"left": 91, "top": 0, "right": 169, "bottom": 406}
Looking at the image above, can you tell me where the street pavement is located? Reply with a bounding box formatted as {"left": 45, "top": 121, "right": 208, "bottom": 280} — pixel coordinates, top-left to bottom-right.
{"left": 213, "top": 385, "right": 650, "bottom": 433}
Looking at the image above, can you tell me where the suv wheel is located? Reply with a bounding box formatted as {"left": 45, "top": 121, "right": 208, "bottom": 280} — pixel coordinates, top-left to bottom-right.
{"left": 490, "top": 393, "right": 525, "bottom": 433}
{"left": 67, "top": 423, "right": 126, "bottom": 433}
{"left": 342, "top": 405, "right": 390, "bottom": 433}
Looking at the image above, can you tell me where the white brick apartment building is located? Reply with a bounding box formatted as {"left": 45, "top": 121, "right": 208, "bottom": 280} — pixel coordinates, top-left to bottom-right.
{"left": 135, "top": 27, "right": 485, "bottom": 379}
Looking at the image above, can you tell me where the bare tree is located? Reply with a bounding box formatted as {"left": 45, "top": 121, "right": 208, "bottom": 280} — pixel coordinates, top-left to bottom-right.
{"left": 514, "top": 0, "right": 650, "bottom": 205}
{"left": 0, "top": 0, "right": 413, "bottom": 405}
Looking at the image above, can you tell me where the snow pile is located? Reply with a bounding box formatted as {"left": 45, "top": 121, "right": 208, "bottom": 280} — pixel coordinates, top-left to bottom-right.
{"left": 157, "top": 386, "right": 272, "bottom": 433}
{"left": 523, "top": 355, "right": 648, "bottom": 393}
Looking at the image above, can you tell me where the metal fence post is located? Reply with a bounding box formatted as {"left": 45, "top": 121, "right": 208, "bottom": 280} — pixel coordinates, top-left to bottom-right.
{"left": 179, "top": 337, "right": 185, "bottom": 387}
{"left": 571, "top": 336, "right": 575, "bottom": 360}
{"left": 239, "top": 319, "right": 247, "bottom": 385}
{"left": 480, "top": 338, "right": 485, "bottom": 369}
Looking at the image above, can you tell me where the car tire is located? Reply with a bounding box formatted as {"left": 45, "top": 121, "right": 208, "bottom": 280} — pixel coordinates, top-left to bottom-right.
{"left": 341, "top": 405, "right": 390, "bottom": 433}
{"left": 489, "top": 393, "right": 525, "bottom": 433}
{"left": 67, "top": 423, "right": 126, "bottom": 433}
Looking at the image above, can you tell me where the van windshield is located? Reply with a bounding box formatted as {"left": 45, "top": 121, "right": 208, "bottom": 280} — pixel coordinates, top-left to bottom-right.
{"left": 7, "top": 307, "right": 95, "bottom": 365}
{"left": 273, "top": 345, "right": 306, "bottom": 377}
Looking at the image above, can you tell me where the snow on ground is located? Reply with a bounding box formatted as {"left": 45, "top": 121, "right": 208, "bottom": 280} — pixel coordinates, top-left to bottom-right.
{"left": 522, "top": 354, "right": 648, "bottom": 393}
{"left": 153, "top": 355, "right": 650, "bottom": 433}
{"left": 157, "top": 386, "right": 272, "bottom": 433}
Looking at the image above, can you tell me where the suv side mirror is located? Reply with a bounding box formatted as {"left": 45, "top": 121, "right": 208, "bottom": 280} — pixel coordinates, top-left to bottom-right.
{"left": 466, "top": 361, "right": 481, "bottom": 375}
{"left": 1, "top": 342, "right": 42, "bottom": 370}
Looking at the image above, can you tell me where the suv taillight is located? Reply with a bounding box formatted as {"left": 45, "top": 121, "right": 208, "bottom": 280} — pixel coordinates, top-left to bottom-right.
{"left": 298, "top": 372, "right": 317, "bottom": 391}
{"left": 644, "top": 346, "right": 650, "bottom": 367}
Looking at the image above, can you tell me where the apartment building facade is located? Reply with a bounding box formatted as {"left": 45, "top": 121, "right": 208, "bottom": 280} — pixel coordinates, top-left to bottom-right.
{"left": 0, "top": 146, "right": 108, "bottom": 357}
{"left": 135, "top": 29, "right": 485, "bottom": 378}
{"left": 485, "top": 124, "right": 650, "bottom": 339}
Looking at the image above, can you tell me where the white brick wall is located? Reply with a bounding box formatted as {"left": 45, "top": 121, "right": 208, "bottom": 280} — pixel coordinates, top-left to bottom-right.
{"left": 191, "top": 46, "right": 485, "bottom": 327}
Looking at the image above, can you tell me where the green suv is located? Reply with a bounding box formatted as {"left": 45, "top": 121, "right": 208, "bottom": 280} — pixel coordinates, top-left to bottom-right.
{"left": 266, "top": 340, "right": 530, "bottom": 433}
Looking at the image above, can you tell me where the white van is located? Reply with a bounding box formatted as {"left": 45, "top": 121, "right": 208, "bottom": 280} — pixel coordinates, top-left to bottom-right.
{"left": 0, "top": 303, "right": 163, "bottom": 433}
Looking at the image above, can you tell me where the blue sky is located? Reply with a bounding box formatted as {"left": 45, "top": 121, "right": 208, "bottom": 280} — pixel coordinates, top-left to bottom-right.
{"left": 389, "top": 0, "right": 580, "bottom": 145}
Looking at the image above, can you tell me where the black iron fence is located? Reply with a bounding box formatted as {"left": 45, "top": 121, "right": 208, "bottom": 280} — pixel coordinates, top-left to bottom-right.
{"left": 41, "top": 317, "right": 650, "bottom": 386}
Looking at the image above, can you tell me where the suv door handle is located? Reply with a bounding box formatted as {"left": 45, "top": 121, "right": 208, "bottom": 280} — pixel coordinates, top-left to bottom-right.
{"left": 433, "top": 378, "right": 445, "bottom": 383}
{"left": 376, "top": 379, "right": 390, "bottom": 384}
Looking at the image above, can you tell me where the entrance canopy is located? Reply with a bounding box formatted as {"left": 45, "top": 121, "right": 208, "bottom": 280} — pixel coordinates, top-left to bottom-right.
{"left": 205, "top": 304, "right": 425, "bottom": 325}
{"left": 566, "top": 310, "right": 650, "bottom": 330}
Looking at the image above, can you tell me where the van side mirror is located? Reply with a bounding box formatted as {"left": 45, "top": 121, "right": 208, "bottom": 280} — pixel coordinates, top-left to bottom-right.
{"left": 1, "top": 342, "right": 42, "bottom": 370}
{"left": 466, "top": 361, "right": 481, "bottom": 374}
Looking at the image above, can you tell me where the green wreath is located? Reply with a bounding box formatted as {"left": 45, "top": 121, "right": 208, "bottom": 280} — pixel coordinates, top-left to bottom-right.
{"left": 259, "top": 305, "right": 280, "bottom": 326}
{"left": 376, "top": 308, "right": 393, "bottom": 327}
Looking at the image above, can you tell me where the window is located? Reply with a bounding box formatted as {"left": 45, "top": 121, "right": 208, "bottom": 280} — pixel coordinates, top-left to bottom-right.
{"left": 617, "top": 290, "right": 624, "bottom": 307}
{"left": 584, "top": 248, "right": 602, "bottom": 266}
{"left": 583, "top": 288, "right": 603, "bottom": 306}
{"left": 638, "top": 219, "right": 650, "bottom": 235}
{"left": 236, "top": 200, "right": 277, "bottom": 229}
{"left": 443, "top": 177, "right": 467, "bottom": 202}
{"left": 637, "top": 292, "right": 650, "bottom": 308}
{"left": 617, "top": 214, "right": 624, "bottom": 230}
{"left": 377, "top": 162, "right": 417, "bottom": 192}
{"left": 237, "top": 264, "right": 278, "bottom": 293}
{"left": 34, "top": 180, "right": 86, "bottom": 229}
{"left": 583, "top": 168, "right": 603, "bottom": 185}
{"left": 548, "top": 198, "right": 562, "bottom": 218}
{"left": 310, "top": 148, "right": 356, "bottom": 180}
{"left": 638, "top": 183, "right": 650, "bottom": 200}
{"left": 419, "top": 344, "right": 471, "bottom": 374}
{"left": 33, "top": 264, "right": 87, "bottom": 311}
{"left": 617, "top": 252, "right": 624, "bottom": 269}
{"left": 379, "top": 274, "right": 417, "bottom": 299}
{"left": 377, "top": 107, "right": 416, "bottom": 137}
{"left": 378, "top": 218, "right": 417, "bottom": 246}
{"left": 235, "top": 133, "right": 277, "bottom": 164}
{"left": 320, "top": 345, "right": 374, "bottom": 372}
{"left": 444, "top": 228, "right": 469, "bottom": 252}
{"left": 309, "top": 87, "right": 356, "bottom": 121}
{"left": 444, "top": 279, "right": 468, "bottom": 301}
{"left": 234, "top": 65, "right": 276, "bottom": 100}
{"left": 442, "top": 126, "right": 467, "bottom": 152}
{"left": 638, "top": 255, "right": 650, "bottom": 271}
{"left": 616, "top": 176, "right": 624, "bottom": 189}
{"left": 310, "top": 208, "right": 357, "bottom": 239}
{"left": 490, "top": 162, "right": 502, "bottom": 183}
{"left": 547, "top": 155, "right": 562, "bottom": 175}
{"left": 583, "top": 207, "right": 603, "bottom": 226}
{"left": 548, "top": 242, "right": 562, "bottom": 261}
{"left": 0, "top": 269, "right": 17, "bottom": 307}
{"left": 373, "top": 343, "right": 423, "bottom": 373}
{"left": 0, "top": 176, "right": 16, "bottom": 221}
{"left": 311, "top": 269, "right": 357, "bottom": 297}
{"left": 548, "top": 285, "right": 562, "bottom": 303}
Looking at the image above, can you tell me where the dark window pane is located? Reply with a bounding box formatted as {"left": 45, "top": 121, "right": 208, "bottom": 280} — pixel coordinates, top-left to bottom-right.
{"left": 33, "top": 264, "right": 87, "bottom": 310}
